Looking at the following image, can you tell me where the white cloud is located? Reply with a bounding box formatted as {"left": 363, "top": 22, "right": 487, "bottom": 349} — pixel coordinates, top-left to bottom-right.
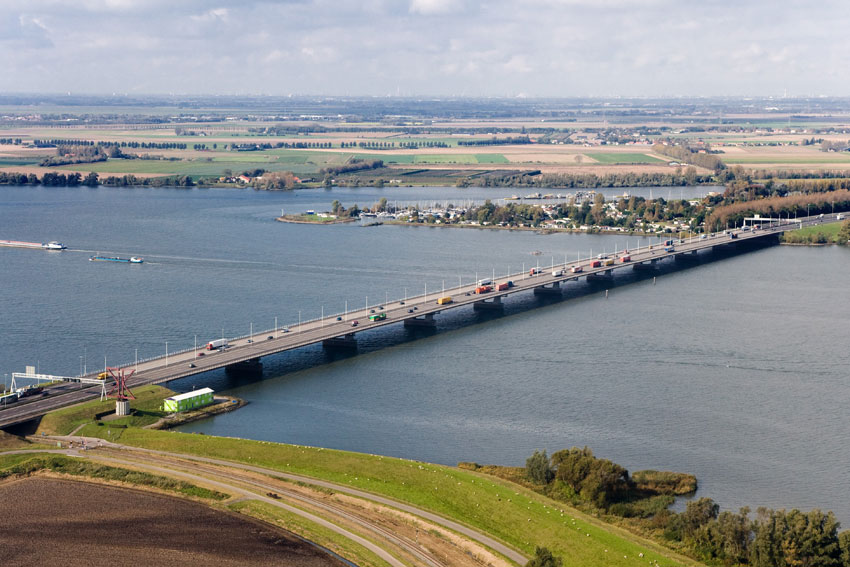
{"left": 409, "top": 0, "right": 462, "bottom": 15}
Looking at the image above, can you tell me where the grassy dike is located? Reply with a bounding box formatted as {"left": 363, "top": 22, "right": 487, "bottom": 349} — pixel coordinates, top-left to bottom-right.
{"left": 20, "top": 387, "right": 702, "bottom": 567}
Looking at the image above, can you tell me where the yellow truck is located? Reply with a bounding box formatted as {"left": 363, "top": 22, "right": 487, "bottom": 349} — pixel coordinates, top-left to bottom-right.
{"left": 437, "top": 296, "right": 453, "bottom": 305}
{"left": 96, "top": 372, "right": 109, "bottom": 380}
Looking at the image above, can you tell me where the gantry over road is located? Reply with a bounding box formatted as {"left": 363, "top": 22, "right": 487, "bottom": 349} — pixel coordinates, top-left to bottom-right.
{"left": 1, "top": 213, "right": 846, "bottom": 429}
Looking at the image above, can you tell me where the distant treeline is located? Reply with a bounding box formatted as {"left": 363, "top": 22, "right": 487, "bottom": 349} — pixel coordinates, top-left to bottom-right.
{"left": 652, "top": 143, "right": 725, "bottom": 172}
{"left": 320, "top": 159, "right": 383, "bottom": 176}
{"left": 0, "top": 171, "right": 194, "bottom": 188}
{"left": 464, "top": 170, "right": 712, "bottom": 189}
{"left": 457, "top": 136, "right": 531, "bottom": 146}
{"left": 32, "top": 139, "right": 190, "bottom": 150}
{"left": 40, "top": 145, "right": 110, "bottom": 166}
{"left": 706, "top": 189, "right": 850, "bottom": 230}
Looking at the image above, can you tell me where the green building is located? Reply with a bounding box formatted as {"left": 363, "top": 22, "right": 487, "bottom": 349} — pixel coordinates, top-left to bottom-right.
{"left": 163, "top": 388, "right": 214, "bottom": 413}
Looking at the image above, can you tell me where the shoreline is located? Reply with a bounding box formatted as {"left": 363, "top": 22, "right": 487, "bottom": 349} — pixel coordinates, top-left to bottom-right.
{"left": 145, "top": 396, "right": 246, "bottom": 430}
{"left": 275, "top": 215, "right": 357, "bottom": 225}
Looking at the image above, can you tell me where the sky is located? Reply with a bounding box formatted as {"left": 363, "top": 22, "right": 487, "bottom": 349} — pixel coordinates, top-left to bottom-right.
{"left": 0, "top": 0, "right": 848, "bottom": 98}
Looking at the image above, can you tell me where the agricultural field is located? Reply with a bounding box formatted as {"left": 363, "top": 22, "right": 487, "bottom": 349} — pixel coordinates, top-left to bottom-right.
{"left": 585, "top": 152, "right": 665, "bottom": 164}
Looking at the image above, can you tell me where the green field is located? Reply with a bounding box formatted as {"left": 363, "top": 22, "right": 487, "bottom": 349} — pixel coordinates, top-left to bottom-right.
{"left": 782, "top": 221, "right": 847, "bottom": 244}
{"left": 586, "top": 152, "right": 664, "bottom": 164}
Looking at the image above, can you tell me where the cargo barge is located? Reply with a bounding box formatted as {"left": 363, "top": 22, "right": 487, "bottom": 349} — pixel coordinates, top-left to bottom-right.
{"left": 90, "top": 255, "right": 144, "bottom": 263}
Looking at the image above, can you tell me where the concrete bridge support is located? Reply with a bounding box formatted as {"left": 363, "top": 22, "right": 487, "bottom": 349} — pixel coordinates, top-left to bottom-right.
{"left": 473, "top": 295, "right": 505, "bottom": 310}
{"left": 633, "top": 259, "right": 658, "bottom": 271}
{"left": 403, "top": 313, "right": 437, "bottom": 327}
{"left": 533, "top": 282, "right": 562, "bottom": 296}
{"left": 587, "top": 270, "right": 614, "bottom": 282}
{"left": 322, "top": 333, "right": 358, "bottom": 349}
{"left": 225, "top": 357, "right": 263, "bottom": 377}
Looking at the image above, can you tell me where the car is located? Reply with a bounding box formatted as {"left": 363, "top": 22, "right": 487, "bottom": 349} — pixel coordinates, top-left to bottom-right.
{"left": 400, "top": 301, "right": 405, "bottom": 305}
{"left": 408, "top": 308, "right": 414, "bottom": 313}
{"left": 267, "top": 335, "right": 274, "bottom": 340}
{"left": 196, "top": 352, "right": 205, "bottom": 357}
{"left": 281, "top": 327, "right": 290, "bottom": 333}
{"left": 351, "top": 320, "right": 359, "bottom": 327}
{"left": 336, "top": 316, "right": 342, "bottom": 321}
{"left": 465, "top": 292, "right": 471, "bottom": 296}
{"left": 413, "top": 306, "right": 418, "bottom": 310}
{"left": 189, "top": 363, "right": 196, "bottom": 368}
{"left": 247, "top": 339, "right": 253, "bottom": 343}
{"left": 370, "top": 309, "right": 375, "bottom": 313}
{"left": 379, "top": 306, "right": 384, "bottom": 310}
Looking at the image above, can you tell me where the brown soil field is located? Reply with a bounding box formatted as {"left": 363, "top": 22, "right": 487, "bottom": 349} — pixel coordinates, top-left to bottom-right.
{"left": 0, "top": 477, "right": 346, "bottom": 567}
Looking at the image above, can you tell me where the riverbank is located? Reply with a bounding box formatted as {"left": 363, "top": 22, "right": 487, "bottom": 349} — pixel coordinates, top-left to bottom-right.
{"left": 275, "top": 214, "right": 357, "bottom": 225}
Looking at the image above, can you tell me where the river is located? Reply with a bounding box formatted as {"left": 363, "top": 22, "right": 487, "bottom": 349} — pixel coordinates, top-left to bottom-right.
{"left": 1, "top": 184, "right": 848, "bottom": 523}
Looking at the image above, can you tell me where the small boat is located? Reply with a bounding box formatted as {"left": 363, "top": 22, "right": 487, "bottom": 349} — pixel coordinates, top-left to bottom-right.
{"left": 504, "top": 195, "right": 520, "bottom": 200}
{"left": 42, "top": 241, "right": 66, "bottom": 250}
{"left": 90, "top": 255, "right": 144, "bottom": 264}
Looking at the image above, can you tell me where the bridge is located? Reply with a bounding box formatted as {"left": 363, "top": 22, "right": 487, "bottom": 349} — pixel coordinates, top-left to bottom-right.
{"left": 1, "top": 213, "right": 845, "bottom": 429}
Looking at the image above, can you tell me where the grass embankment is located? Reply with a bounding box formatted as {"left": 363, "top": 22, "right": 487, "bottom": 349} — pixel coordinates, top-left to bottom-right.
{"left": 0, "top": 453, "right": 228, "bottom": 501}
{"left": 276, "top": 214, "right": 356, "bottom": 224}
{"left": 36, "top": 384, "right": 173, "bottom": 435}
{"left": 780, "top": 222, "right": 848, "bottom": 244}
{"left": 230, "top": 500, "right": 393, "bottom": 567}
{"left": 75, "top": 426, "right": 699, "bottom": 567}
{"left": 0, "top": 430, "right": 31, "bottom": 451}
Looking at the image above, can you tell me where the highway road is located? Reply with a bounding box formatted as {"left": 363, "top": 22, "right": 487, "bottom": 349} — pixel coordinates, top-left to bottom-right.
{"left": 1, "top": 213, "right": 845, "bottom": 429}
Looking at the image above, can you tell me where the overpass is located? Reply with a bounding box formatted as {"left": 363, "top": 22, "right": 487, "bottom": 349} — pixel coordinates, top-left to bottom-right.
{"left": 1, "top": 213, "right": 846, "bottom": 429}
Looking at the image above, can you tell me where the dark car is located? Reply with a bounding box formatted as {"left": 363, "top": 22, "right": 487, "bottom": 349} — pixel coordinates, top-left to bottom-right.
{"left": 336, "top": 316, "right": 342, "bottom": 321}
{"left": 351, "top": 320, "right": 359, "bottom": 327}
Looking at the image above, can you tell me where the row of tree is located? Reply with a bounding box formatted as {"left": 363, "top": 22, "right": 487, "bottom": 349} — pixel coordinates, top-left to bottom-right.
{"left": 320, "top": 159, "right": 383, "bottom": 176}
{"left": 0, "top": 171, "right": 98, "bottom": 186}
{"left": 457, "top": 136, "right": 532, "bottom": 146}
{"left": 463, "top": 169, "right": 711, "bottom": 189}
{"left": 705, "top": 189, "right": 850, "bottom": 231}
{"left": 652, "top": 142, "right": 725, "bottom": 172}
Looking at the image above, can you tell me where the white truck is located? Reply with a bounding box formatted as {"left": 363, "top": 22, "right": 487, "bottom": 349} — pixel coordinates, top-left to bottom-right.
{"left": 206, "top": 338, "right": 229, "bottom": 350}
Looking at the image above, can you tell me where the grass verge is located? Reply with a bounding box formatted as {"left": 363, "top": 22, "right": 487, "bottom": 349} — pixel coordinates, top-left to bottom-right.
{"left": 0, "top": 453, "right": 228, "bottom": 500}
{"left": 35, "top": 384, "right": 174, "bottom": 435}
{"left": 77, "top": 427, "right": 701, "bottom": 567}
{"left": 230, "top": 500, "right": 393, "bottom": 567}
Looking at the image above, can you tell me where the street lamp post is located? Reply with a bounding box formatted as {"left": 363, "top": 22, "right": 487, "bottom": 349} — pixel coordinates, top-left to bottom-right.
{"left": 165, "top": 341, "right": 168, "bottom": 367}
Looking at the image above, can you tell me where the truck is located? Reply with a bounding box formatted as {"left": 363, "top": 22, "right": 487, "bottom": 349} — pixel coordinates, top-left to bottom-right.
{"left": 620, "top": 255, "right": 631, "bottom": 263}
{"left": 437, "top": 296, "right": 453, "bottom": 305}
{"left": 729, "top": 233, "right": 738, "bottom": 239}
{"left": 838, "top": 213, "right": 846, "bottom": 220}
{"left": 475, "top": 285, "right": 492, "bottom": 294}
{"left": 664, "top": 246, "right": 675, "bottom": 252}
{"left": 571, "top": 265, "right": 583, "bottom": 273}
{"left": 96, "top": 372, "right": 109, "bottom": 380}
{"left": 206, "top": 338, "right": 229, "bottom": 350}
{"left": 590, "top": 260, "right": 602, "bottom": 268}
{"left": 368, "top": 312, "right": 387, "bottom": 321}
{"left": 604, "top": 259, "right": 615, "bottom": 266}
{"left": 529, "top": 267, "right": 542, "bottom": 275}
{"left": 552, "top": 269, "right": 564, "bottom": 277}
{"left": 496, "top": 283, "right": 509, "bottom": 291}
{"left": 477, "top": 278, "right": 492, "bottom": 286}
{"left": 664, "top": 239, "right": 674, "bottom": 246}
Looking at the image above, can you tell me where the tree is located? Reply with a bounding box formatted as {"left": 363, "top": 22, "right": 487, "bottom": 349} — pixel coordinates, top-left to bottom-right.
{"left": 525, "top": 450, "right": 553, "bottom": 485}
{"left": 838, "top": 220, "right": 850, "bottom": 244}
{"left": 525, "top": 546, "right": 562, "bottom": 567}
{"left": 83, "top": 172, "right": 99, "bottom": 187}
{"left": 839, "top": 531, "right": 850, "bottom": 567}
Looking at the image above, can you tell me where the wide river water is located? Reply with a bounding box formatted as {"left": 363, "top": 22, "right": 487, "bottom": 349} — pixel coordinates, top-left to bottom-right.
{"left": 1, "top": 184, "right": 848, "bottom": 523}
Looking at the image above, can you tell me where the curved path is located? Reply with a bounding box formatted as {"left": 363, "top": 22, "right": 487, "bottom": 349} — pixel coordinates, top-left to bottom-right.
{"left": 28, "top": 437, "right": 527, "bottom": 566}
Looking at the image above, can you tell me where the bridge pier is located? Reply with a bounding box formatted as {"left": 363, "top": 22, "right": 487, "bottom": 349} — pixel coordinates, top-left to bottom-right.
{"left": 322, "top": 333, "right": 358, "bottom": 349}
{"left": 225, "top": 357, "right": 263, "bottom": 377}
{"left": 403, "top": 313, "right": 437, "bottom": 327}
{"left": 473, "top": 295, "right": 505, "bottom": 311}
{"left": 633, "top": 259, "right": 658, "bottom": 271}
{"left": 533, "top": 282, "right": 562, "bottom": 296}
{"left": 586, "top": 270, "right": 613, "bottom": 282}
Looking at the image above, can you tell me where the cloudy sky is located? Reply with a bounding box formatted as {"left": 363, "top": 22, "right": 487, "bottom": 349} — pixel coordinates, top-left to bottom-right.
{"left": 0, "top": 0, "right": 847, "bottom": 97}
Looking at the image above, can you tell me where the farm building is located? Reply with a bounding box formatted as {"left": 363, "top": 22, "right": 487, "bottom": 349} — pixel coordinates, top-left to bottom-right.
{"left": 163, "top": 388, "right": 214, "bottom": 413}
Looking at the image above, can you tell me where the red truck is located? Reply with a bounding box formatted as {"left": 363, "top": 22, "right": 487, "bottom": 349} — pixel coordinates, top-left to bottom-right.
{"left": 475, "top": 285, "right": 492, "bottom": 294}
{"left": 496, "top": 283, "right": 509, "bottom": 291}
{"left": 620, "top": 255, "right": 631, "bottom": 262}
{"left": 571, "top": 265, "right": 583, "bottom": 273}
{"left": 590, "top": 260, "right": 602, "bottom": 268}
{"left": 529, "top": 267, "right": 542, "bottom": 275}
